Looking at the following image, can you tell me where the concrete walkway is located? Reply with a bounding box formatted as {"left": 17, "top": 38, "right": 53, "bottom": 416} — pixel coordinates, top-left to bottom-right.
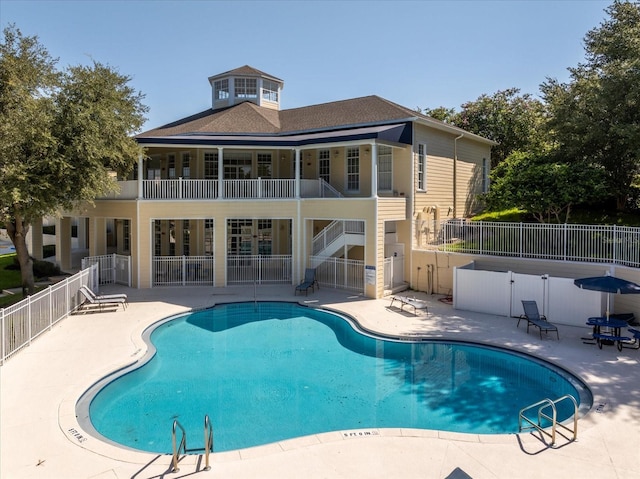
{"left": 1, "top": 285, "right": 639, "bottom": 479}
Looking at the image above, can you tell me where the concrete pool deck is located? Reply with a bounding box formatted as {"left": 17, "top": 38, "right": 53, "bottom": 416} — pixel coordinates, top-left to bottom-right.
{"left": 1, "top": 285, "right": 639, "bottom": 479}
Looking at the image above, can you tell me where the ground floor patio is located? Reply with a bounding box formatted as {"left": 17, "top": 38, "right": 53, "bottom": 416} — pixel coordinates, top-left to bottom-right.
{"left": 1, "top": 285, "right": 639, "bottom": 478}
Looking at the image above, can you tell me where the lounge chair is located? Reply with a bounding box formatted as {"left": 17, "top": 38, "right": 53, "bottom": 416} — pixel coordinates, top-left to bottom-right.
{"left": 295, "top": 268, "right": 318, "bottom": 296}
{"left": 79, "top": 286, "right": 128, "bottom": 311}
{"left": 81, "top": 285, "right": 128, "bottom": 302}
{"left": 390, "top": 295, "right": 429, "bottom": 316}
{"left": 518, "top": 300, "right": 559, "bottom": 339}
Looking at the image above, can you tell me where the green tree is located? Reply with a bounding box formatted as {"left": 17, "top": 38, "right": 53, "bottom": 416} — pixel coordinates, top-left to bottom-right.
{"left": 487, "top": 150, "right": 607, "bottom": 223}
{"left": 455, "top": 88, "right": 546, "bottom": 168}
{"left": 0, "top": 25, "right": 147, "bottom": 294}
{"left": 420, "top": 106, "right": 458, "bottom": 123}
{"left": 541, "top": 1, "right": 640, "bottom": 210}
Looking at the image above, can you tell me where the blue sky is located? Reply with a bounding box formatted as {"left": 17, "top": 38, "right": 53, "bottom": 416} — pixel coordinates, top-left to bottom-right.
{"left": 2, "top": 0, "right": 612, "bottom": 130}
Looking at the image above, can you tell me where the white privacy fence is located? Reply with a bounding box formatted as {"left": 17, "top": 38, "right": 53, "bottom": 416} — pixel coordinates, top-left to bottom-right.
{"left": 425, "top": 220, "right": 640, "bottom": 268}
{"left": 453, "top": 262, "right": 603, "bottom": 327}
{"left": 310, "top": 256, "right": 364, "bottom": 292}
{"left": 383, "top": 255, "right": 405, "bottom": 290}
{"left": 1, "top": 263, "right": 98, "bottom": 365}
{"left": 81, "top": 254, "right": 131, "bottom": 286}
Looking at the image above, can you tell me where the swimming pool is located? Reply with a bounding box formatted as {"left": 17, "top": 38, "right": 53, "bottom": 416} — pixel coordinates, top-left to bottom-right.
{"left": 78, "top": 302, "right": 591, "bottom": 453}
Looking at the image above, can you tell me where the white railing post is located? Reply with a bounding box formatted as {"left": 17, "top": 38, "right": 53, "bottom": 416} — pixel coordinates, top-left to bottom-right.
{"left": 613, "top": 224, "right": 617, "bottom": 264}
{"left": 48, "top": 285, "right": 53, "bottom": 331}
{"left": 27, "top": 295, "right": 32, "bottom": 346}
{"left": 182, "top": 256, "right": 186, "bottom": 286}
{"left": 1, "top": 307, "right": 5, "bottom": 365}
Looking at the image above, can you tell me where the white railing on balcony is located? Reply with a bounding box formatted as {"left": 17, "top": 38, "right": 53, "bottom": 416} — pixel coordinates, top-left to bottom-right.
{"left": 300, "top": 178, "right": 343, "bottom": 198}
{"left": 1, "top": 264, "right": 98, "bottom": 365}
{"left": 427, "top": 220, "right": 640, "bottom": 268}
{"left": 100, "top": 178, "right": 347, "bottom": 200}
{"left": 312, "top": 220, "right": 365, "bottom": 255}
{"left": 143, "top": 179, "right": 219, "bottom": 200}
{"left": 227, "top": 255, "right": 291, "bottom": 284}
{"left": 309, "top": 256, "right": 364, "bottom": 292}
{"left": 153, "top": 256, "right": 215, "bottom": 286}
{"left": 224, "top": 179, "right": 295, "bottom": 199}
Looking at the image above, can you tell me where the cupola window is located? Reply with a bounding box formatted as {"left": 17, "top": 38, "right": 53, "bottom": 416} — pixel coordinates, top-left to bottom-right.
{"left": 262, "top": 80, "right": 279, "bottom": 102}
{"left": 235, "top": 78, "right": 257, "bottom": 99}
{"left": 214, "top": 79, "right": 229, "bottom": 100}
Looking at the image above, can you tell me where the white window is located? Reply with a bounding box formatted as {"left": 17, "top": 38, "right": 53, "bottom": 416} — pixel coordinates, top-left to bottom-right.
{"left": 262, "top": 80, "right": 278, "bottom": 102}
{"left": 318, "top": 149, "right": 330, "bottom": 183}
{"left": 214, "top": 79, "right": 229, "bottom": 100}
{"left": 235, "top": 78, "right": 257, "bottom": 99}
{"left": 417, "top": 143, "right": 427, "bottom": 191}
{"left": 181, "top": 152, "right": 191, "bottom": 179}
{"left": 183, "top": 220, "right": 190, "bottom": 256}
{"left": 347, "top": 147, "right": 360, "bottom": 192}
{"left": 204, "top": 151, "right": 218, "bottom": 179}
{"left": 204, "top": 219, "right": 214, "bottom": 256}
{"left": 167, "top": 154, "right": 176, "bottom": 179}
{"left": 257, "top": 153, "right": 272, "bottom": 178}
{"left": 377, "top": 145, "right": 392, "bottom": 191}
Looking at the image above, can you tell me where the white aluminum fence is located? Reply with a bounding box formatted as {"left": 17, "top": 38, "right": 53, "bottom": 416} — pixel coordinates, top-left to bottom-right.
{"left": 428, "top": 220, "right": 640, "bottom": 268}
{"left": 309, "top": 256, "right": 364, "bottom": 292}
{"left": 81, "top": 254, "right": 131, "bottom": 286}
{"left": 153, "top": 256, "right": 215, "bottom": 286}
{"left": 227, "top": 255, "right": 292, "bottom": 284}
{"left": 1, "top": 263, "right": 98, "bottom": 365}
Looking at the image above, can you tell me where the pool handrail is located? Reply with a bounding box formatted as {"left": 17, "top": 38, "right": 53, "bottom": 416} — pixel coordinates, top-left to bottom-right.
{"left": 518, "top": 394, "right": 578, "bottom": 445}
{"left": 171, "top": 419, "right": 187, "bottom": 472}
{"left": 204, "top": 414, "right": 213, "bottom": 471}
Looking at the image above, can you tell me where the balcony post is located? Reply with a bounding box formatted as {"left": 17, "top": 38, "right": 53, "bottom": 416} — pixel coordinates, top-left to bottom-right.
{"left": 137, "top": 154, "right": 143, "bottom": 199}
{"left": 295, "top": 148, "right": 301, "bottom": 198}
{"left": 370, "top": 142, "right": 377, "bottom": 198}
{"left": 217, "top": 147, "right": 224, "bottom": 199}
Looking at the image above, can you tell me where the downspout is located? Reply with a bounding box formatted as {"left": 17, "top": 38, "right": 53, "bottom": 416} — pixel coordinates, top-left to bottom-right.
{"left": 453, "top": 133, "right": 464, "bottom": 218}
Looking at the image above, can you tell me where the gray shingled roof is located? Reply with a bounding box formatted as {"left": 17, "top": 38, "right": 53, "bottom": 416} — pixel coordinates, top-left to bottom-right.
{"left": 136, "top": 94, "right": 494, "bottom": 145}
{"left": 138, "top": 95, "right": 415, "bottom": 138}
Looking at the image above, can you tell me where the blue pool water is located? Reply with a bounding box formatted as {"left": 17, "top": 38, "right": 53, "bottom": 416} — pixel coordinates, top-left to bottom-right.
{"left": 80, "top": 302, "right": 591, "bottom": 453}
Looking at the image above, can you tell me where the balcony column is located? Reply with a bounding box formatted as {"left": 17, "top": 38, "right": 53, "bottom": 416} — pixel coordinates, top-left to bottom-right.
{"left": 217, "top": 147, "right": 224, "bottom": 199}
{"left": 370, "top": 142, "right": 378, "bottom": 198}
{"left": 137, "top": 154, "right": 143, "bottom": 199}
{"left": 295, "top": 148, "right": 301, "bottom": 199}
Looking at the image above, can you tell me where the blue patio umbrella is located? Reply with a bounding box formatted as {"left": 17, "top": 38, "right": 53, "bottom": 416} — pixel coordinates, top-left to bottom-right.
{"left": 574, "top": 274, "right": 640, "bottom": 318}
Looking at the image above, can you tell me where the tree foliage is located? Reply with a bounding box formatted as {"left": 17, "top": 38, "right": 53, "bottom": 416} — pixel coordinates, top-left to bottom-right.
{"left": 0, "top": 25, "right": 147, "bottom": 293}
{"left": 455, "top": 88, "right": 546, "bottom": 168}
{"left": 541, "top": 0, "right": 640, "bottom": 210}
{"left": 487, "top": 150, "right": 607, "bottom": 223}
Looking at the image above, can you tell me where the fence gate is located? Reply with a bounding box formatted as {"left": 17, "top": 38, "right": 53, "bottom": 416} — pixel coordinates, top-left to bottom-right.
{"left": 81, "top": 254, "right": 131, "bottom": 286}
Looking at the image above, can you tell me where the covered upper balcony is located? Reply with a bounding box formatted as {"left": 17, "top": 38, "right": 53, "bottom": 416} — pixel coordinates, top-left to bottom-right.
{"left": 97, "top": 141, "right": 412, "bottom": 202}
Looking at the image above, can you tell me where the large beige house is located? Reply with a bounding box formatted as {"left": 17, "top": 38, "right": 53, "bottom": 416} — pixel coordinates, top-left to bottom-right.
{"left": 51, "top": 66, "right": 494, "bottom": 299}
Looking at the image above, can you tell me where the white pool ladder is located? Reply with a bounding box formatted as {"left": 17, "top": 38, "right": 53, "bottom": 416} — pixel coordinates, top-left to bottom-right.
{"left": 171, "top": 415, "right": 214, "bottom": 473}
{"left": 518, "top": 394, "right": 578, "bottom": 445}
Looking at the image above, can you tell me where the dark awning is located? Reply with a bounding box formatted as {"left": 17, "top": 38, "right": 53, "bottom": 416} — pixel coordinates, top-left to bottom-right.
{"left": 136, "top": 123, "right": 412, "bottom": 148}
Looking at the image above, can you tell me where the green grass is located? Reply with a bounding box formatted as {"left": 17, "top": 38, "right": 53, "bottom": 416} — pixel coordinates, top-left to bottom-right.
{"left": 471, "top": 207, "right": 640, "bottom": 226}
{"left": 0, "top": 254, "right": 21, "bottom": 290}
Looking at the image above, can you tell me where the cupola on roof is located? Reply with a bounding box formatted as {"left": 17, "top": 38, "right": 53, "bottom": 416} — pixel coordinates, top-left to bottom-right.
{"left": 208, "top": 65, "right": 284, "bottom": 111}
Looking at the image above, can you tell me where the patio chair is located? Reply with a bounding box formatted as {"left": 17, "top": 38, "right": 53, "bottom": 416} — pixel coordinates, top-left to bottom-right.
{"left": 295, "top": 268, "right": 318, "bottom": 296}
{"left": 79, "top": 286, "right": 128, "bottom": 311}
{"left": 518, "top": 300, "right": 559, "bottom": 339}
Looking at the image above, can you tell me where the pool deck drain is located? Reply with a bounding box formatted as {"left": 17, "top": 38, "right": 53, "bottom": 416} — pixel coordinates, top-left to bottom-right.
{"left": 2, "top": 285, "right": 640, "bottom": 479}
